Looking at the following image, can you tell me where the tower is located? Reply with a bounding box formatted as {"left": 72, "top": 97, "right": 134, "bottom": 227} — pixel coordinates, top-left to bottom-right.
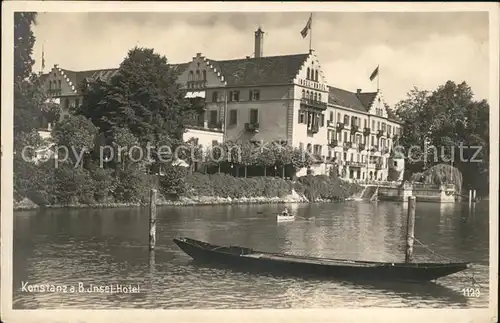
{"left": 254, "top": 27, "right": 264, "bottom": 58}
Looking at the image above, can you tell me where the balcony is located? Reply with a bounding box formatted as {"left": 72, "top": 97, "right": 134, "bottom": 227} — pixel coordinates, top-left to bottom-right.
{"left": 377, "top": 129, "right": 385, "bottom": 137}
{"left": 208, "top": 122, "right": 223, "bottom": 130}
{"left": 328, "top": 139, "right": 338, "bottom": 148}
{"left": 343, "top": 141, "right": 352, "bottom": 150}
{"left": 187, "top": 80, "right": 207, "bottom": 89}
{"left": 327, "top": 120, "right": 335, "bottom": 128}
{"left": 358, "top": 143, "right": 366, "bottom": 151}
{"left": 47, "top": 89, "right": 62, "bottom": 97}
{"left": 376, "top": 162, "right": 384, "bottom": 170}
{"left": 381, "top": 147, "right": 390, "bottom": 155}
{"left": 245, "top": 122, "right": 260, "bottom": 132}
{"left": 393, "top": 134, "right": 399, "bottom": 141}
{"left": 307, "top": 123, "right": 319, "bottom": 134}
{"left": 300, "top": 98, "right": 327, "bottom": 111}
{"left": 350, "top": 125, "right": 359, "bottom": 134}
{"left": 346, "top": 161, "right": 364, "bottom": 168}
{"left": 363, "top": 127, "right": 371, "bottom": 136}
{"left": 370, "top": 145, "right": 379, "bottom": 152}
{"left": 337, "top": 122, "right": 344, "bottom": 131}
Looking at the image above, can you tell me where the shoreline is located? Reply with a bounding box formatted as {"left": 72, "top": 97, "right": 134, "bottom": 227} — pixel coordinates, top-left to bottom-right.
{"left": 13, "top": 192, "right": 327, "bottom": 211}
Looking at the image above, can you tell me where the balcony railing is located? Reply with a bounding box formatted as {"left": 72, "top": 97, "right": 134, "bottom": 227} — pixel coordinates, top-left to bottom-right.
{"left": 47, "top": 89, "right": 62, "bottom": 97}
{"left": 337, "top": 122, "right": 344, "bottom": 131}
{"left": 327, "top": 120, "right": 335, "bottom": 128}
{"left": 363, "top": 127, "right": 371, "bottom": 136}
{"left": 208, "top": 122, "right": 223, "bottom": 130}
{"left": 370, "top": 145, "right": 379, "bottom": 152}
{"left": 381, "top": 147, "right": 390, "bottom": 155}
{"left": 245, "top": 122, "right": 260, "bottom": 132}
{"left": 358, "top": 143, "right": 366, "bottom": 151}
{"left": 376, "top": 163, "right": 384, "bottom": 170}
{"left": 307, "top": 123, "right": 319, "bottom": 134}
{"left": 377, "top": 129, "right": 385, "bottom": 137}
{"left": 350, "top": 125, "right": 359, "bottom": 134}
{"left": 187, "top": 80, "right": 207, "bottom": 89}
{"left": 328, "top": 139, "right": 338, "bottom": 148}
{"left": 344, "top": 141, "right": 352, "bottom": 150}
{"left": 346, "top": 161, "right": 364, "bottom": 168}
{"left": 300, "top": 98, "right": 327, "bottom": 110}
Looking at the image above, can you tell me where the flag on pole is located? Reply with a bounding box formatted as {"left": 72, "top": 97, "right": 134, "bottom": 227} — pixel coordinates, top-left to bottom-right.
{"left": 300, "top": 14, "right": 312, "bottom": 38}
{"left": 369, "top": 65, "right": 379, "bottom": 81}
{"left": 41, "top": 45, "right": 45, "bottom": 71}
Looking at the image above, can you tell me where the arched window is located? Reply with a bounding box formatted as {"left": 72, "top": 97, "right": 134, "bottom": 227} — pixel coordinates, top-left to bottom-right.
{"left": 202, "top": 70, "right": 207, "bottom": 81}
{"left": 188, "top": 71, "right": 194, "bottom": 81}
{"left": 307, "top": 67, "right": 310, "bottom": 80}
{"left": 314, "top": 92, "right": 318, "bottom": 101}
{"left": 302, "top": 89, "right": 305, "bottom": 98}
{"left": 315, "top": 70, "right": 319, "bottom": 81}
{"left": 195, "top": 70, "right": 200, "bottom": 81}
{"left": 49, "top": 81, "right": 52, "bottom": 90}
{"left": 306, "top": 90, "right": 309, "bottom": 99}
{"left": 318, "top": 93, "right": 322, "bottom": 102}
{"left": 58, "top": 80, "right": 61, "bottom": 89}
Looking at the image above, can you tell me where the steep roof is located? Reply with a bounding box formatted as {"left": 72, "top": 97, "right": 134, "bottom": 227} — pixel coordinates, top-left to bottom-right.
{"left": 207, "top": 53, "right": 309, "bottom": 86}
{"left": 328, "top": 86, "right": 376, "bottom": 112}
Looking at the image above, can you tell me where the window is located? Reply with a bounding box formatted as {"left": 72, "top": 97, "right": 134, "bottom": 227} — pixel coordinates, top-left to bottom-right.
{"left": 364, "top": 119, "right": 367, "bottom": 128}
{"left": 202, "top": 70, "right": 207, "bottom": 81}
{"left": 307, "top": 143, "right": 312, "bottom": 153}
{"left": 209, "top": 110, "right": 218, "bottom": 125}
{"left": 377, "top": 121, "right": 380, "bottom": 130}
{"left": 58, "top": 80, "right": 62, "bottom": 89}
{"left": 344, "top": 132, "right": 348, "bottom": 142}
{"left": 351, "top": 116, "right": 356, "bottom": 126}
{"left": 387, "top": 125, "right": 392, "bottom": 135}
{"left": 299, "top": 111, "right": 305, "bottom": 124}
{"left": 307, "top": 68, "right": 311, "bottom": 80}
{"left": 371, "top": 136, "right": 375, "bottom": 145}
{"left": 299, "top": 142, "right": 304, "bottom": 150}
{"left": 337, "top": 113, "right": 341, "bottom": 123}
{"left": 320, "top": 114, "right": 324, "bottom": 127}
{"left": 75, "top": 98, "right": 80, "bottom": 108}
{"left": 188, "top": 71, "right": 194, "bottom": 81}
{"left": 65, "top": 98, "right": 69, "bottom": 110}
{"left": 329, "top": 111, "right": 333, "bottom": 121}
{"left": 49, "top": 81, "right": 52, "bottom": 90}
{"left": 212, "top": 91, "right": 219, "bottom": 102}
{"left": 382, "top": 122, "right": 386, "bottom": 131}
{"left": 229, "top": 110, "right": 237, "bottom": 126}
{"left": 344, "top": 115, "right": 350, "bottom": 125}
{"left": 229, "top": 91, "right": 240, "bottom": 102}
{"left": 250, "top": 109, "right": 259, "bottom": 124}
{"left": 315, "top": 70, "right": 319, "bottom": 82}
{"left": 372, "top": 120, "right": 375, "bottom": 129}
{"left": 314, "top": 92, "right": 318, "bottom": 101}
{"left": 212, "top": 140, "right": 218, "bottom": 146}
{"left": 195, "top": 70, "right": 200, "bottom": 81}
{"left": 318, "top": 93, "right": 322, "bottom": 102}
{"left": 302, "top": 89, "right": 305, "bottom": 98}
{"left": 249, "top": 89, "right": 260, "bottom": 101}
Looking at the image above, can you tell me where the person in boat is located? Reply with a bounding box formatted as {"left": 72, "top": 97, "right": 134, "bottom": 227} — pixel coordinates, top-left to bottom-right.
{"left": 281, "top": 208, "right": 291, "bottom": 217}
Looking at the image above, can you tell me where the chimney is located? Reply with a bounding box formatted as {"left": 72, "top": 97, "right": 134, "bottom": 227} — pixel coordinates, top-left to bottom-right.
{"left": 356, "top": 89, "right": 362, "bottom": 94}
{"left": 254, "top": 27, "right": 264, "bottom": 58}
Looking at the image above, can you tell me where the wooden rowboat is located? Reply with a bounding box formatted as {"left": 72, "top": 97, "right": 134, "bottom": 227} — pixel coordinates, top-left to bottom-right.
{"left": 277, "top": 214, "right": 295, "bottom": 222}
{"left": 173, "top": 237, "right": 469, "bottom": 283}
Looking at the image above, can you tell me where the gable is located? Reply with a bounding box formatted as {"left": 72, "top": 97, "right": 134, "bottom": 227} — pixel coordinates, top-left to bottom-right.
{"left": 41, "top": 66, "right": 78, "bottom": 96}
{"left": 293, "top": 52, "right": 329, "bottom": 92}
{"left": 177, "top": 53, "right": 226, "bottom": 88}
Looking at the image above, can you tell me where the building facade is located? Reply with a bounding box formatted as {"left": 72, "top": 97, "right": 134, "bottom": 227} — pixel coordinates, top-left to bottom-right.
{"left": 38, "top": 27, "right": 402, "bottom": 182}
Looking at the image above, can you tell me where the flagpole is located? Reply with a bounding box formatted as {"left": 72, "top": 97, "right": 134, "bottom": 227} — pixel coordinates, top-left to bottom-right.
{"left": 377, "top": 65, "right": 380, "bottom": 91}
{"left": 309, "top": 13, "right": 313, "bottom": 51}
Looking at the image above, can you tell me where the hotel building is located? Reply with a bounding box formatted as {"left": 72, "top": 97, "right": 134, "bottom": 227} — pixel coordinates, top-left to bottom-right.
{"left": 38, "top": 27, "right": 402, "bottom": 182}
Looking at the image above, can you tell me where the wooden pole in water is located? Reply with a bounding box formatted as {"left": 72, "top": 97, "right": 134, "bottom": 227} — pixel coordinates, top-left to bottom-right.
{"left": 149, "top": 189, "right": 157, "bottom": 251}
{"left": 405, "top": 196, "right": 416, "bottom": 263}
{"left": 468, "top": 189, "right": 472, "bottom": 205}
{"left": 472, "top": 189, "right": 477, "bottom": 202}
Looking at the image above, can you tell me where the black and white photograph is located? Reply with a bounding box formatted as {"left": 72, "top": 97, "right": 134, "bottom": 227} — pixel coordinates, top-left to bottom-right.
{"left": 1, "top": 2, "right": 498, "bottom": 323}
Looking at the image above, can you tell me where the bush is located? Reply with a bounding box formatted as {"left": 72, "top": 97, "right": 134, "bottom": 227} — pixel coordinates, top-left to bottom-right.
{"left": 158, "top": 165, "right": 188, "bottom": 199}
{"left": 184, "top": 173, "right": 293, "bottom": 198}
{"left": 113, "top": 165, "right": 157, "bottom": 204}
{"left": 51, "top": 163, "right": 95, "bottom": 205}
{"left": 297, "top": 175, "right": 363, "bottom": 202}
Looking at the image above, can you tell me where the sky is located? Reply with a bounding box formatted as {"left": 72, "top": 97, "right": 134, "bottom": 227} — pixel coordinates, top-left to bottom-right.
{"left": 31, "top": 11, "right": 489, "bottom": 105}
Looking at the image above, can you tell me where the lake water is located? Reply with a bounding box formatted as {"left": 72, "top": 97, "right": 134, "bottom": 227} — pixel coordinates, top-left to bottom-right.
{"left": 13, "top": 201, "right": 489, "bottom": 309}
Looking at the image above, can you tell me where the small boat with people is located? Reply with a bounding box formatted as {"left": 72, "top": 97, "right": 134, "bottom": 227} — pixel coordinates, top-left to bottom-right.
{"left": 173, "top": 237, "right": 470, "bottom": 283}
{"left": 277, "top": 207, "right": 295, "bottom": 222}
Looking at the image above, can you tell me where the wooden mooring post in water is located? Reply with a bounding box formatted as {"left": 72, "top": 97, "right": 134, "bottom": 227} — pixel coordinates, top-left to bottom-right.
{"left": 405, "top": 196, "right": 416, "bottom": 263}
{"left": 149, "top": 189, "right": 157, "bottom": 251}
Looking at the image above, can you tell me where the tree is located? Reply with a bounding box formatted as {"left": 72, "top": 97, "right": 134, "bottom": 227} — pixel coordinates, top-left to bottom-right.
{"left": 395, "top": 81, "right": 489, "bottom": 195}
{"left": 52, "top": 115, "right": 98, "bottom": 167}
{"left": 77, "top": 47, "right": 201, "bottom": 145}
{"left": 13, "top": 12, "right": 44, "bottom": 135}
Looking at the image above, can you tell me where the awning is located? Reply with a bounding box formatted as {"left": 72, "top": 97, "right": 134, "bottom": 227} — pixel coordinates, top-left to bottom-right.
{"left": 185, "top": 91, "right": 206, "bottom": 99}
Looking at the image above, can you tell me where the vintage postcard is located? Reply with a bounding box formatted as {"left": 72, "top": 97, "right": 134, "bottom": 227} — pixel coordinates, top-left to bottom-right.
{"left": 1, "top": 1, "right": 498, "bottom": 323}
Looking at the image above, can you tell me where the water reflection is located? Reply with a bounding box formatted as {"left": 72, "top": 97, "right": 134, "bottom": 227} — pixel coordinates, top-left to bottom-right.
{"left": 13, "top": 201, "right": 489, "bottom": 309}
